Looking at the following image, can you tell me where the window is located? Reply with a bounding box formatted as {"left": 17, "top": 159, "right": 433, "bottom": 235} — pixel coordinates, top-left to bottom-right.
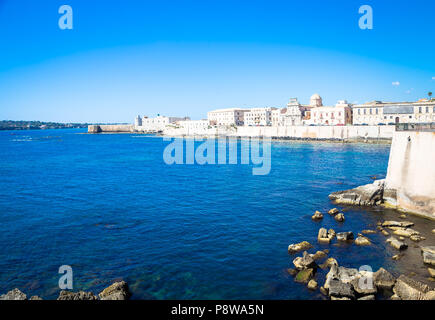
{"left": 426, "top": 107, "right": 429, "bottom": 113}
{"left": 358, "top": 109, "right": 361, "bottom": 115}
{"left": 376, "top": 108, "right": 379, "bottom": 115}
{"left": 419, "top": 107, "right": 422, "bottom": 113}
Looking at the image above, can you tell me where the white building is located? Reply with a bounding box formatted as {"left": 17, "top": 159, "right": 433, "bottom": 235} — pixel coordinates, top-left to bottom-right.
{"left": 244, "top": 107, "right": 276, "bottom": 126}
{"left": 178, "top": 119, "right": 209, "bottom": 131}
{"left": 207, "top": 108, "right": 248, "bottom": 126}
{"left": 310, "top": 100, "right": 353, "bottom": 126}
{"left": 135, "top": 115, "right": 190, "bottom": 132}
{"left": 353, "top": 99, "right": 435, "bottom": 125}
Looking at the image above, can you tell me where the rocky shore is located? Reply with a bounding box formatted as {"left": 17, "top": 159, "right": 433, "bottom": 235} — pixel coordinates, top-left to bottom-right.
{"left": 0, "top": 281, "right": 130, "bottom": 301}
{"left": 287, "top": 206, "right": 435, "bottom": 300}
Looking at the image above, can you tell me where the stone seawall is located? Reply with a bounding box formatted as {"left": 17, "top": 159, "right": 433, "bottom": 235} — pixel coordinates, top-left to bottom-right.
{"left": 162, "top": 125, "right": 395, "bottom": 140}
{"left": 385, "top": 131, "right": 435, "bottom": 219}
{"left": 330, "top": 130, "right": 435, "bottom": 220}
{"left": 88, "top": 125, "right": 134, "bottom": 133}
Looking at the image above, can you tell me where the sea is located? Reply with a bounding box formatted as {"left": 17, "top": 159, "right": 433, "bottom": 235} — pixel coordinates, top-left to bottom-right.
{"left": 0, "top": 128, "right": 433, "bottom": 299}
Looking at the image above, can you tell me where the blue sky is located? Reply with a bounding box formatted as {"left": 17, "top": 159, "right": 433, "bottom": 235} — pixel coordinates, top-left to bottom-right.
{"left": 0, "top": 0, "right": 434, "bottom": 123}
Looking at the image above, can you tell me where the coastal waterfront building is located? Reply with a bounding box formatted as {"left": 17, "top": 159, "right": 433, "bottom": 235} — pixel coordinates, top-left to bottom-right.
{"left": 310, "top": 100, "right": 353, "bottom": 126}
{"left": 352, "top": 99, "right": 435, "bottom": 125}
{"left": 178, "top": 119, "right": 209, "bottom": 131}
{"left": 244, "top": 107, "right": 276, "bottom": 126}
{"left": 207, "top": 108, "right": 248, "bottom": 126}
{"left": 271, "top": 98, "right": 313, "bottom": 126}
{"left": 135, "top": 115, "right": 190, "bottom": 131}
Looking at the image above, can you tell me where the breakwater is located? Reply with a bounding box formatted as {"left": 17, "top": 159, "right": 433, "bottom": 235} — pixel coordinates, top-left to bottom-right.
{"left": 88, "top": 124, "right": 134, "bottom": 133}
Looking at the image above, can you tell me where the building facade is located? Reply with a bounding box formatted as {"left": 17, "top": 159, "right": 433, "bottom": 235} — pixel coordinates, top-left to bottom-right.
{"left": 353, "top": 100, "right": 435, "bottom": 125}
{"left": 207, "top": 108, "right": 248, "bottom": 126}
{"left": 310, "top": 100, "right": 353, "bottom": 126}
{"left": 135, "top": 115, "right": 190, "bottom": 131}
{"left": 178, "top": 119, "right": 209, "bottom": 131}
{"left": 244, "top": 107, "right": 276, "bottom": 126}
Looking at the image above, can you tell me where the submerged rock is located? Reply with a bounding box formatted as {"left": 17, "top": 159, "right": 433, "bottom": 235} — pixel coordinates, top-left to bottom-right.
{"left": 307, "top": 279, "right": 318, "bottom": 290}
{"left": 311, "top": 250, "right": 327, "bottom": 261}
{"left": 328, "top": 208, "right": 339, "bottom": 215}
{"left": 355, "top": 235, "right": 371, "bottom": 246}
{"left": 358, "top": 295, "right": 375, "bottom": 300}
{"left": 312, "top": 211, "right": 323, "bottom": 221}
{"left": 98, "top": 281, "right": 130, "bottom": 300}
{"left": 30, "top": 296, "right": 43, "bottom": 300}
{"left": 288, "top": 241, "right": 313, "bottom": 254}
{"left": 336, "top": 232, "right": 354, "bottom": 242}
{"left": 0, "top": 288, "right": 27, "bottom": 300}
{"left": 295, "top": 268, "right": 315, "bottom": 283}
{"left": 382, "top": 221, "right": 414, "bottom": 228}
{"left": 386, "top": 236, "right": 408, "bottom": 250}
{"left": 373, "top": 267, "right": 396, "bottom": 290}
{"left": 410, "top": 235, "right": 425, "bottom": 242}
{"left": 361, "top": 229, "right": 377, "bottom": 234}
{"left": 334, "top": 213, "right": 345, "bottom": 222}
{"left": 57, "top": 290, "right": 98, "bottom": 300}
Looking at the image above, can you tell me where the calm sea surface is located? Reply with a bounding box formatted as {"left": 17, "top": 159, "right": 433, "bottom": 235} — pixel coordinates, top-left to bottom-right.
{"left": 0, "top": 128, "right": 428, "bottom": 299}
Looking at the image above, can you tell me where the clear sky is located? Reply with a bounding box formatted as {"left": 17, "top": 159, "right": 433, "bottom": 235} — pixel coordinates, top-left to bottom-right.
{"left": 0, "top": 0, "right": 434, "bottom": 123}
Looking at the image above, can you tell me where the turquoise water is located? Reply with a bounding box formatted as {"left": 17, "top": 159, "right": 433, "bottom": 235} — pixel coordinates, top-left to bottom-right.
{"left": 0, "top": 129, "right": 396, "bottom": 299}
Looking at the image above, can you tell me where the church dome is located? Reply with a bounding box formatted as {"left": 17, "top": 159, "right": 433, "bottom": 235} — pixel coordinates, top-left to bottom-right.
{"left": 310, "top": 93, "right": 323, "bottom": 107}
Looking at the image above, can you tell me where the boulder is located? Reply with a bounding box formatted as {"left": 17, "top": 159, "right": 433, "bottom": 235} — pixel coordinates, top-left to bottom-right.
{"left": 311, "top": 250, "right": 327, "bottom": 261}
{"left": 318, "top": 228, "right": 330, "bottom": 244}
{"left": 336, "top": 232, "right": 354, "bottom": 242}
{"left": 98, "top": 281, "right": 130, "bottom": 300}
{"left": 428, "top": 268, "right": 435, "bottom": 278}
{"left": 30, "top": 296, "right": 43, "bottom": 300}
{"left": 295, "top": 268, "right": 315, "bottom": 283}
{"left": 328, "top": 279, "right": 355, "bottom": 299}
{"left": 392, "top": 254, "right": 403, "bottom": 261}
{"left": 328, "top": 229, "right": 336, "bottom": 240}
{"left": 293, "top": 251, "right": 317, "bottom": 270}
{"left": 382, "top": 221, "right": 414, "bottom": 228}
{"left": 334, "top": 213, "right": 345, "bottom": 222}
{"left": 328, "top": 208, "right": 339, "bottom": 215}
{"left": 410, "top": 235, "right": 425, "bottom": 242}
{"left": 307, "top": 279, "right": 318, "bottom": 290}
{"left": 421, "top": 246, "right": 435, "bottom": 266}
{"left": 320, "top": 286, "right": 328, "bottom": 296}
{"left": 288, "top": 241, "right": 313, "bottom": 254}
{"left": 393, "top": 275, "right": 433, "bottom": 300}
{"left": 351, "top": 274, "right": 377, "bottom": 295}
{"left": 432, "top": 229, "right": 435, "bottom": 234}
{"left": 57, "top": 290, "right": 98, "bottom": 300}
{"left": 328, "top": 180, "right": 384, "bottom": 207}
{"left": 393, "top": 228, "right": 419, "bottom": 238}
{"left": 320, "top": 257, "right": 338, "bottom": 270}
{"left": 324, "top": 264, "right": 359, "bottom": 290}
{"left": 373, "top": 267, "right": 396, "bottom": 290}
{"left": 0, "top": 288, "right": 27, "bottom": 300}
{"left": 312, "top": 211, "right": 323, "bottom": 221}
{"left": 386, "top": 237, "right": 408, "bottom": 250}
{"left": 358, "top": 295, "right": 375, "bottom": 300}
{"left": 355, "top": 235, "right": 371, "bottom": 246}
{"left": 330, "top": 296, "right": 351, "bottom": 300}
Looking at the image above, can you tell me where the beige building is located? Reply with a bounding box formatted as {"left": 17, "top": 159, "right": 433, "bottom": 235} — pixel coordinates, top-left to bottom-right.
{"left": 207, "top": 108, "right": 248, "bottom": 126}
{"left": 271, "top": 97, "right": 313, "bottom": 126}
{"left": 353, "top": 99, "right": 435, "bottom": 125}
{"left": 244, "top": 107, "right": 276, "bottom": 126}
{"left": 310, "top": 100, "right": 353, "bottom": 126}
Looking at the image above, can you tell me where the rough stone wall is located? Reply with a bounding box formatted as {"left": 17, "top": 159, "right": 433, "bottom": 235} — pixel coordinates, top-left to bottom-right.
{"left": 385, "top": 131, "right": 435, "bottom": 219}
{"left": 163, "top": 125, "right": 395, "bottom": 139}
{"left": 88, "top": 125, "right": 134, "bottom": 133}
